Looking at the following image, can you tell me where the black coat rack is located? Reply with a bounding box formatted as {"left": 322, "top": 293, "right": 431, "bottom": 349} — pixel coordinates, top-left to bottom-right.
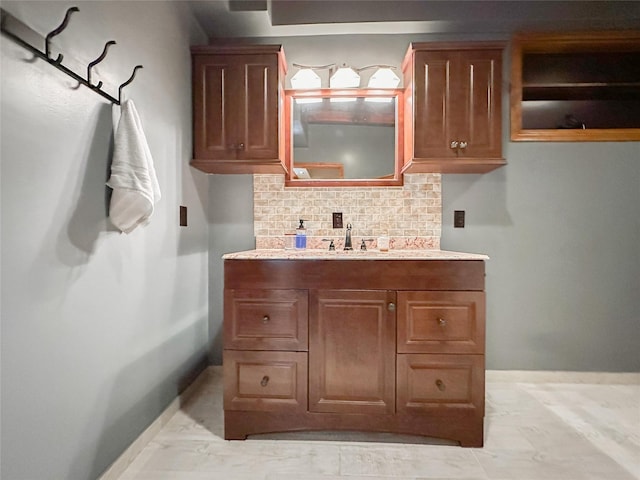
{"left": 1, "top": 6, "right": 142, "bottom": 105}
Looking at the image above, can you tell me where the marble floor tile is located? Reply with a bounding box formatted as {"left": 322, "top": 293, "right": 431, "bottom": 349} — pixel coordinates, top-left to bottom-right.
{"left": 339, "top": 444, "right": 487, "bottom": 478}
{"left": 113, "top": 369, "right": 640, "bottom": 480}
{"left": 121, "top": 439, "right": 341, "bottom": 479}
{"left": 521, "top": 383, "right": 640, "bottom": 479}
{"left": 473, "top": 448, "right": 636, "bottom": 480}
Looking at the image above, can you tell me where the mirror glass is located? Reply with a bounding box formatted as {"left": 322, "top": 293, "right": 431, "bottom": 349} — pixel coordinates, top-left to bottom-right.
{"left": 285, "top": 89, "right": 403, "bottom": 186}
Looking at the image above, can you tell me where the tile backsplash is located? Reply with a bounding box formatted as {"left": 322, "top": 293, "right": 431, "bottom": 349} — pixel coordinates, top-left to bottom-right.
{"left": 253, "top": 173, "right": 441, "bottom": 250}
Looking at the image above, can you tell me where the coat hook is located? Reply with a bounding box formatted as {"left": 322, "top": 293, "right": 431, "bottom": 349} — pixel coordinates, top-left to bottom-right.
{"left": 45, "top": 6, "right": 79, "bottom": 60}
{"left": 118, "top": 65, "right": 143, "bottom": 104}
{"left": 87, "top": 40, "right": 116, "bottom": 87}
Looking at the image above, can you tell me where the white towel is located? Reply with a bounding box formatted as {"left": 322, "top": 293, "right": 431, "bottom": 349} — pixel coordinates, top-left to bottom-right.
{"left": 106, "top": 99, "right": 160, "bottom": 233}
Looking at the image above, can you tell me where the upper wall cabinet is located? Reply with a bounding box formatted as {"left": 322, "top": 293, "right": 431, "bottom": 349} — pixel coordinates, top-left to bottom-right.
{"left": 191, "top": 45, "right": 287, "bottom": 174}
{"left": 510, "top": 31, "right": 640, "bottom": 142}
{"left": 402, "top": 42, "right": 506, "bottom": 174}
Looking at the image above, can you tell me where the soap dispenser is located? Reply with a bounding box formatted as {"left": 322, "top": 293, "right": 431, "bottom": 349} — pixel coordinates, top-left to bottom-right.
{"left": 295, "top": 219, "right": 307, "bottom": 250}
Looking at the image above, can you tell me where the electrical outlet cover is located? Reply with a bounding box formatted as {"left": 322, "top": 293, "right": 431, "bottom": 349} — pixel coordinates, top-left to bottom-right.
{"left": 332, "top": 212, "right": 343, "bottom": 229}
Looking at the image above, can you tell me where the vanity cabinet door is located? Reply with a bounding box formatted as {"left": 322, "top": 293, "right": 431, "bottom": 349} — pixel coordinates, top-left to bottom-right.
{"left": 309, "top": 290, "right": 396, "bottom": 415}
{"left": 191, "top": 46, "right": 286, "bottom": 174}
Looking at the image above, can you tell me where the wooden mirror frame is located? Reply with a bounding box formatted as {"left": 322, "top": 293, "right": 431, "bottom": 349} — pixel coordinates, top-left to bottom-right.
{"left": 510, "top": 30, "right": 640, "bottom": 142}
{"left": 284, "top": 88, "right": 404, "bottom": 187}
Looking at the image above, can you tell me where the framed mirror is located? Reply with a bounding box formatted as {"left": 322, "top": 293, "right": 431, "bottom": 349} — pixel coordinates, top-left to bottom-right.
{"left": 284, "top": 88, "right": 404, "bottom": 187}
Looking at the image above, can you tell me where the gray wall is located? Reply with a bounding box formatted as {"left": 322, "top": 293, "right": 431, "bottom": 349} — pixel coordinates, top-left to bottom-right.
{"left": 1, "top": 2, "right": 209, "bottom": 479}
{"left": 207, "top": 34, "right": 640, "bottom": 372}
{"left": 442, "top": 133, "right": 640, "bottom": 372}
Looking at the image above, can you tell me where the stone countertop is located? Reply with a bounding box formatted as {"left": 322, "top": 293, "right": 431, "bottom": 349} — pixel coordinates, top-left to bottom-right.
{"left": 222, "top": 249, "right": 489, "bottom": 261}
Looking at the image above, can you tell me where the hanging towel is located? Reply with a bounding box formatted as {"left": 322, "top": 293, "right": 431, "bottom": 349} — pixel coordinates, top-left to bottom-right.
{"left": 106, "top": 99, "right": 161, "bottom": 233}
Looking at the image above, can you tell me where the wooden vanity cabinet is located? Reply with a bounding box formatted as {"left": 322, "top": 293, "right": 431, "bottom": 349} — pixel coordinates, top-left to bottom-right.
{"left": 191, "top": 45, "right": 287, "bottom": 174}
{"left": 223, "top": 259, "right": 486, "bottom": 447}
{"left": 402, "top": 42, "right": 506, "bottom": 174}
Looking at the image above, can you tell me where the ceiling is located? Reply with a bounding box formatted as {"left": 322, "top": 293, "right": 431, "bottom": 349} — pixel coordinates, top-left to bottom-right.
{"left": 187, "top": 1, "right": 640, "bottom": 39}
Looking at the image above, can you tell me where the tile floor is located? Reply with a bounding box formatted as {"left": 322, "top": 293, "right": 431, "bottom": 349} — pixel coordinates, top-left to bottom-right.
{"left": 116, "top": 368, "right": 639, "bottom": 480}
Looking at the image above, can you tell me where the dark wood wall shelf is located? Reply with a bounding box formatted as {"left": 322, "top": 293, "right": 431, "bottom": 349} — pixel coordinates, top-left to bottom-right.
{"left": 522, "top": 84, "right": 640, "bottom": 101}
{"left": 510, "top": 31, "right": 640, "bottom": 141}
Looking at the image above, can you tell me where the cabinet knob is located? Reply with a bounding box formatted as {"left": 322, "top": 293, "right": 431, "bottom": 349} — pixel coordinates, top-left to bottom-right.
{"left": 262, "top": 315, "right": 270, "bottom": 324}
{"left": 438, "top": 317, "right": 446, "bottom": 327}
{"left": 435, "top": 379, "right": 445, "bottom": 391}
{"left": 260, "top": 375, "right": 270, "bottom": 387}
{"left": 459, "top": 141, "right": 468, "bottom": 149}
{"left": 237, "top": 143, "right": 245, "bottom": 151}
{"left": 388, "top": 302, "right": 396, "bottom": 312}
{"left": 450, "top": 141, "right": 459, "bottom": 150}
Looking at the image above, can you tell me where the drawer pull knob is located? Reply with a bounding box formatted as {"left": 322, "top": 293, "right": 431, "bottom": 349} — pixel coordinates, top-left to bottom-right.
{"left": 459, "top": 141, "right": 468, "bottom": 149}
{"left": 262, "top": 315, "right": 270, "bottom": 324}
{"left": 388, "top": 302, "right": 396, "bottom": 312}
{"left": 260, "top": 375, "right": 270, "bottom": 387}
{"left": 438, "top": 318, "right": 446, "bottom": 327}
{"left": 450, "top": 140, "right": 459, "bottom": 150}
{"left": 435, "top": 379, "right": 445, "bottom": 391}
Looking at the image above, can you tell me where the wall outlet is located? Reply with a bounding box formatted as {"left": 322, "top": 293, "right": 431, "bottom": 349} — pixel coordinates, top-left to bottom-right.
{"left": 454, "top": 210, "right": 465, "bottom": 228}
{"left": 332, "top": 212, "right": 343, "bottom": 229}
{"left": 180, "top": 206, "right": 188, "bottom": 227}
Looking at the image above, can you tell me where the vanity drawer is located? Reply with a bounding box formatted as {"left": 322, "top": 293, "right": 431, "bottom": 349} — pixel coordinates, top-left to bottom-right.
{"left": 397, "top": 291, "right": 485, "bottom": 354}
{"left": 224, "top": 350, "right": 308, "bottom": 412}
{"left": 396, "top": 354, "right": 484, "bottom": 413}
{"left": 224, "top": 289, "right": 308, "bottom": 351}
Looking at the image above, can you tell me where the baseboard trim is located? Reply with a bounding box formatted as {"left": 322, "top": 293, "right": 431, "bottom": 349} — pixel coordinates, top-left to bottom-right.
{"left": 97, "top": 366, "right": 221, "bottom": 480}
{"left": 486, "top": 369, "right": 640, "bottom": 384}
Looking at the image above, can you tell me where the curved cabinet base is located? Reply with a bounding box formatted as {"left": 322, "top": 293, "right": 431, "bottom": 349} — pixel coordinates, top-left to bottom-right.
{"left": 224, "top": 410, "right": 484, "bottom": 447}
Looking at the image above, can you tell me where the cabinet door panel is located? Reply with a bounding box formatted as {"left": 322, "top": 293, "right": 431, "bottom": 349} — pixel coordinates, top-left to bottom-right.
{"left": 413, "top": 51, "right": 456, "bottom": 158}
{"left": 458, "top": 51, "right": 502, "bottom": 157}
{"left": 193, "top": 56, "right": 239, "bottom": 159}
{"left": 241, "top": 55, "right": 280, "bottom": 160}
{"left": 397, "top": 291, "right": 485, "bottom": 354}
{"left": 397, "top": 354, "right": 484, "bottom": 413}
{"left": 224, "top": 350, "right": 307, "bottom": 412}
{"left": 224, "top": 289, "right": 308, "bottom": 351}
{"left": 309, "top": 290, "right": 396, "bottom": 414}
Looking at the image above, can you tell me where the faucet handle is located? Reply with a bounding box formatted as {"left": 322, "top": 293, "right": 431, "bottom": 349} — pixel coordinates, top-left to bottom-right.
{"left": 322, "top": 238, "right": 336, "bottom": 251}
{"left": 360, "top": 239, "right": 374, "bottom": 251}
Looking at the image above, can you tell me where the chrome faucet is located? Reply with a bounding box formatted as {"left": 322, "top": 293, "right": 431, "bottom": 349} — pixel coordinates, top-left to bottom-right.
{"left": 344, "top": 223, "right": 353, "bottom": 250}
